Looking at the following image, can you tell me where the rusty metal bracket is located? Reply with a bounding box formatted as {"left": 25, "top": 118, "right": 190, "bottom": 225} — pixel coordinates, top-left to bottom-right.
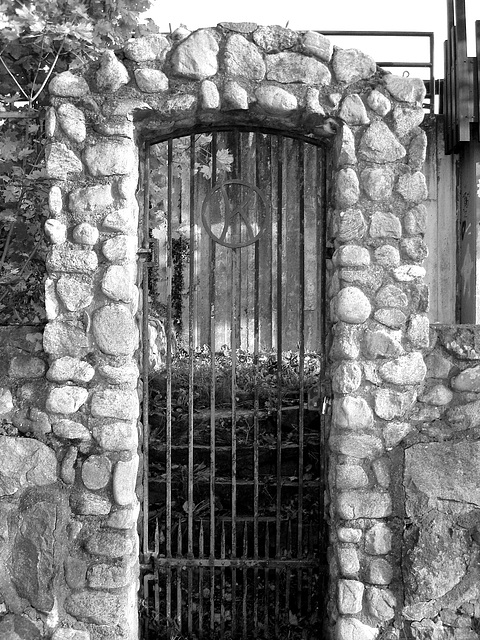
{"left": 137, "top": 238, "right": 159, "bottom": 267}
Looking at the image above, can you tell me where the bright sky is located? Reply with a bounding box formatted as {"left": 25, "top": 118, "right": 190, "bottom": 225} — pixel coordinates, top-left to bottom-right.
{"left": 145, "top": 0, "right": 480, "bottom": 80}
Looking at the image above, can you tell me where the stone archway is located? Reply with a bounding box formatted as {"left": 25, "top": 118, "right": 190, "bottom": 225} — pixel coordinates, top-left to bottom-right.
{"left": 38, "top": 23, "right": 429, "bottom": 640}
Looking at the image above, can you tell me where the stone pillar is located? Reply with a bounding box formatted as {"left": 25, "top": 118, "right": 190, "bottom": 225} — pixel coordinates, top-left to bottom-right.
{"left": 329, "top": 76, "right": 429, "bottom": 639}
{"left": 44, "top": 69, "right": 141, "bottom": 640}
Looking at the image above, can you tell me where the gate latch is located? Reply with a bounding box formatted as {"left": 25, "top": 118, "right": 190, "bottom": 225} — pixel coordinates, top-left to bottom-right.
{"left": 308, "top": 383, "right": 332, "bottom": 413}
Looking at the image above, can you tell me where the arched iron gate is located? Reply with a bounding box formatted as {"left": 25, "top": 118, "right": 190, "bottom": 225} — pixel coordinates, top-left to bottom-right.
{"left": 140, "top": 128, "right": 330, "bottom": 639}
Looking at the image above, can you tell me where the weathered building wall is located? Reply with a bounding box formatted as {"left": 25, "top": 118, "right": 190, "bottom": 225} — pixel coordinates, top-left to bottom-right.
{"left": 401, "top": 325, "right": 480, "bottom": 640}
{"left": 0, "top": 21, "right": 468, "bottom": 640}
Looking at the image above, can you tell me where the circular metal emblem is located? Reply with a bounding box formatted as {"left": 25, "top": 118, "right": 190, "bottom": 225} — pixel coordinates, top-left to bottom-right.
{"left": 201, "top": 180, "right": 268, "bottom": 248}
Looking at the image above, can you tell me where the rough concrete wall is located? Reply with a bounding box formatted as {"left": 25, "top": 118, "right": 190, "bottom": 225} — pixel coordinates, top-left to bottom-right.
{"left": 400, "top": 325, "right": 480, "bottom": 640}
{"left": 0, "top": 23, "right": 432, "bottom": 640}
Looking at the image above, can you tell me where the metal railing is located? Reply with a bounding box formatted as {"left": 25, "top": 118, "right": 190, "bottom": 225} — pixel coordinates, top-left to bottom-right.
{"left": 319, "top": 30, "right": 435, "bottom": 114}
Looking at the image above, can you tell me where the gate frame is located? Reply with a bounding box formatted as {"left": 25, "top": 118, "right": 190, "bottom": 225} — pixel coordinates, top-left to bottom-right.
{"left": 140, "top": 126, "right": 331, "bottom": 638}
{"left": 42, "top": 26, "right": 430, "bottom": 640}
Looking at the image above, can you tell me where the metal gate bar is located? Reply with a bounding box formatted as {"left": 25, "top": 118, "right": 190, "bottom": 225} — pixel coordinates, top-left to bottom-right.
{"left": 142, "top": 129, "right": 329, "bottom": 639}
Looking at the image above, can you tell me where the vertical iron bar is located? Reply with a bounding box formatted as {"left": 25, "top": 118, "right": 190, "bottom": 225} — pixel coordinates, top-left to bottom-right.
{"left": 166, "top": 138, "right": 174, "bottom": 636}
{"left": 199, "top": 521, "right": 205, "bottom": 638}
{"left": 297, "top": 141, "right": 305, "bottom": 613}
{"left": 221, "top": 521, "right": 226, "bottom": 638}
{"left": 154, "top": 520, "right": 160, "bottom": 621}
{"left": 177, "top": 519, "right": 183, "bottom": 633}
{"left": 187, "top": 135, "right": 196, "bottom": 638}
{"left": 286, "top": 519, "right": 292, "bottom": 619}
{"left": 142, "top": 143, "right": 151, "bottom": 563}
{"left": 242, "top": 522, "right": 248, "bottom": 640}
{"left": 230, "top": 129, "right": 241, "bottom": 638}
{"left": 253, "top": 132, "right": 261, "bottom": 640}
{"left": 275, "top": 135, "right": 284, "bottom": 636}
{"left": 209, "top": 132, "right": 217, "bottom": 636}
{"left": 264, "top": 523, "right": 270, "bottom": 632}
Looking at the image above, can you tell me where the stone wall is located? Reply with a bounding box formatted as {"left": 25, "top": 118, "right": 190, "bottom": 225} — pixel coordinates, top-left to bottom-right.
{"left": 0, "top": 22, "right": 438, "bottom": 640}
{"left": 400, "top": 325, "right": 480, "bottom": 640}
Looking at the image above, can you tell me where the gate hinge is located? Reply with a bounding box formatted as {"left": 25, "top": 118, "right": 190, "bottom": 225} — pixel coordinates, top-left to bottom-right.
{"left": 139, "top": 551, "right": 154, "bottom": 571}
{"left": 137, "top": 239, "right": 159, "bottom": 267}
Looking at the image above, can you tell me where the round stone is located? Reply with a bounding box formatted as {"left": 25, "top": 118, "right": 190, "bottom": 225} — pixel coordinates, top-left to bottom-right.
{"left": 224, "top": 33, "right": 266, "bottom": 80}
{"left": 337, "top": 490, "right": 392, "bottom": 520}
{"left": 49, "top": 71, "right": 90, "bottom": 97}
{"left": 81, "top": 455, "right": 112, "bottom": 490}
{"left": 102, "top": 235, "right": 137, "bottom": 264}
{"left": 378, "top": 352, "right": 426, "bottom": 385}
{"left": 338, "top": 579, "right": 364, "bottom": 615}
{"left": 336, "top": 287, "right": 371, "bottom": 324}
{"left": 266, "top": 52, "right": 331, "bottom": 85}
{"left": 375, "top": 284, "right": 408, "bottom": 308}
{"left": 223, "top": 81, "right": 249, "bottom": 110}
{"left": 333, "top": 396, "right": 374, "bottom": 431}
{"left": 335, "top": 209, "right": 366, "bottom": 242}
{"left": 46, "top": 385, "right": 88, "bottom": 414}
{"left": 365, "top": 523, "right": 392, "bottom": 555}
{"left": 333, "top": 48, "right": 376, "bottom": 83}
{"left": 93, "top": 305, "right": 138, "bottom": 356}
{"left": 44, "top": 219, "right": 67, "bottom": 244}
{"left": 330, "top": 433, "right": 383, "bottom": 459}
{"left": 134, "top": 68, "right": 169, "bottom": 93}
{"left": 201, "top": 80, "right": 220, "bottom": 109}
{"left": 385, "top": 74, "right": 426, "bottom": 104}
{"left": 367, "top": 89, "right": 391, "bottom": 116}
{"left": 332, "top": 361, "right": 362, "bottom": 394}
{"left": 90, "top": 388, "right": 139, "bottom": 421}
{"left": 401, "top": 237, "right": 428, "bottom": 263}
{"left": 394, "top": 265, "right": 426, "bottom": 281}
{"left": 393, "top": 104, "right": 425, "bottom": 138}
{"left": 171, "top": 29, "right": 219, "bottom": 79}
{"left": 359, "top": 121, "right": 406, "bottom": 163}
{"left": 53, "top": 419, "right": 91, "bottom": 440}
{"left": 363, "top": 330, "right": 403, "bottom": 359}
{"left": 96, "top": 50, "right": 129, "bottom": 92}
{"left": 335, "top": 168, "right": 359, "bottom": 209}
{"left": 366, "top": 558, "right": 393, "bottom": 585}
{"left": 255, "top": 85, "right": 297, "bottom": 114}
{"left": 113, "top": 456, "right": 139, "bottom": 506}
{"left": 339, "top": 94, "right": 370, "bottom": 126}
{"left": 102, "top": 265, "right": 137, "bottom": 303}
{"left": 302, "top": 31, "right": 333, "bottom": 61}
{"left": 336, "top": 618, "right": 379, "bottom": 640}
{"left": 397, "top": 171, "right": 428, "bottom": 203}
{"left": 47, "top": 357, "right": 95, "bottom": 384}
{"left": 56, "top": 275, "right": 94, "bottom": 312}
{"left": 334, "top": 246, "right": 370, "bottom": 268}
{"left": 337, "top": 547, "right": 360, "bottom": 576}
{"left": 338, "top": 527, "right": 362, "bottom": 543}
{"left": 361, "top": 167, "right": 394, "bottom": 201}
{"left": 451, "top": 365, "right": 480, "bottom": 392}
{"left": 47, "top": 246, "right": 98, "bottom": 274}
{"left": 57, "top": 103, "right": 86, "bottom": 143}
{"left": 337, "top": 464, "right": 369, "bottom": 490}
{"left": 73, "top": 223, "right": 99, "bottom": 246}
{"left": 374, "top": 308, "right": 407, "bottom": 329}
{"left": 254, "top": 25, "right": 299, "bottom": 53}
{"left": 374, "top": 245, "right": 400, "bottom": 268}
{"left": 124, "top": 34, "right": 170, "bottom": 62}
{"left": 374, "top": 388, "right": 417, "bottom": 420}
